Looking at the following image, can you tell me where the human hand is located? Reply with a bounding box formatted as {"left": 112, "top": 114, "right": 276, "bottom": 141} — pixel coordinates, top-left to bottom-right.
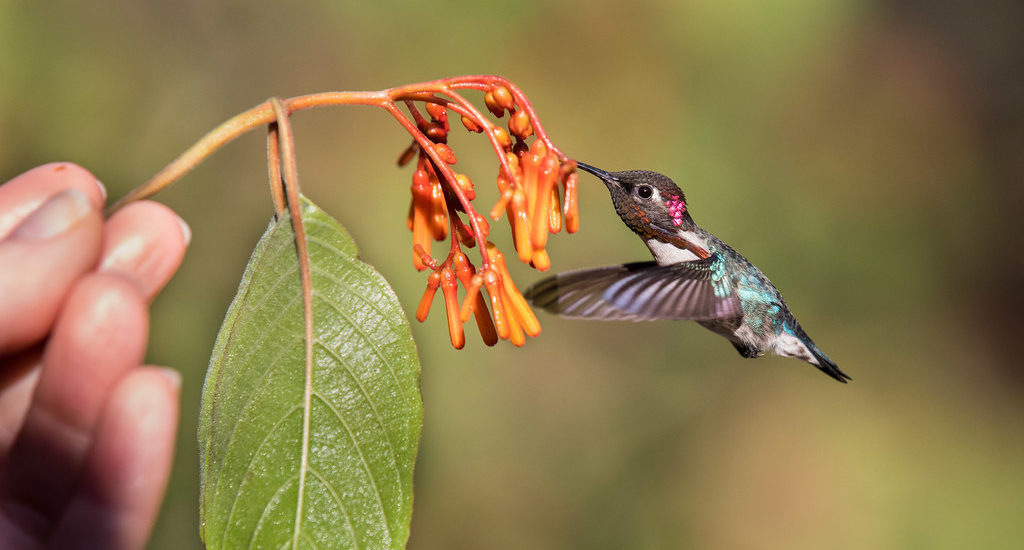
{"left": 0, "top": 163, "right": 189, "bottom": 549}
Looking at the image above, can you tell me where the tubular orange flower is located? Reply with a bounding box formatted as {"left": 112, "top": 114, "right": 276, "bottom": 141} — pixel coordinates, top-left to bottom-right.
{"left": 439, "top": 266, "right": 464, "bottom": 349}
{"left": 548, "top": 187, "right": 562, "bottom": 233}
{"left": 531, "top": 153, "right": 559, "bottom": 252}
{"left": 509, "top": 189, "right": 531, "bottom": 263}
{"left": 481, "top": 269, "right": 510, "bottom": 340}
{"left": 563, "top": 169, "right": 579, "bottom": 233}
{"left": 416, "top": 271, "right": 442, "bottom": 322}
{"left": 429, "top": 179, "right": 448, "bottom": 241}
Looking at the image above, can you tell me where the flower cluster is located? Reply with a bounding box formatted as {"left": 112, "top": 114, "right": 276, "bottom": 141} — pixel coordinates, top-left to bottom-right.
{"left": 394, "top": 77, "right": 577, "bottom": 348}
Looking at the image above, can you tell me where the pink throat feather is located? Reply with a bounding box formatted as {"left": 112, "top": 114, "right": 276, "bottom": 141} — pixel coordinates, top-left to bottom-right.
{"left": 666, "top": 195, "right": 686, "bottom": 226}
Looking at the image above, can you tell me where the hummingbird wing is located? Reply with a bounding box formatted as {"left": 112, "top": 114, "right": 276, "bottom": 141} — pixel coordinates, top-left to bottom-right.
{"left": 525, "top": 262, "right": 655, "bottom": 321}
{"left": 525, "top": 254, "right": 741, "bottom": 321}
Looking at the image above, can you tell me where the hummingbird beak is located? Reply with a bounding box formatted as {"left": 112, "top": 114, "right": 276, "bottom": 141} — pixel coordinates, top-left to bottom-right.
{"left": 575, "top": 162, "right": 618, "bottom": 184}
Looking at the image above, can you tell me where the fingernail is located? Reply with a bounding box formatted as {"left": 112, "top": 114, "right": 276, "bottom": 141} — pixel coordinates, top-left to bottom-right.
{"left": 176, "top": 215, "right": 192, "bottom": 246}
{"left": 95, "top": 179, "right": 108, "bottom": 202}
{"left": 10, "top": 188, "right": 93, "bottom": 240}
{"left": 157, "top": 368, "right": 182, "bottom": 391}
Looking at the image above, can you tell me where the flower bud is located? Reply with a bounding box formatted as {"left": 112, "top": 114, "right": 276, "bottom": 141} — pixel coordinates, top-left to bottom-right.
{"left": 434, "top": 143, "right": 457, "bottom": 165}
{"left": 484, "top": 91, "right": 505, "bottom": 118}
{"left": 509, "top": 110, "right": 533, "bottom": 139}
{"left": 491, "top": 85, "right": 514, "bottom": 111}
{"left": 473, "top": 211, "right": 489, "bottom": 237}
{"left": 491, "top": 127, "right": 512, "bottom": 149}
{"left": 426, "top": 102, "right": 447, "bottom": 120}
{"left": 455, "top": 173, "right": 474, "bottom": 195}
{"left": 461, "top": 115, "right": 483, "bottom": 133}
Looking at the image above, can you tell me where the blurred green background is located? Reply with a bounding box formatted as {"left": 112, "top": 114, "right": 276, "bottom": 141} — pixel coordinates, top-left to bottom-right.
{"left": 3, "top": 0, "right": 1022, "bottom": 548}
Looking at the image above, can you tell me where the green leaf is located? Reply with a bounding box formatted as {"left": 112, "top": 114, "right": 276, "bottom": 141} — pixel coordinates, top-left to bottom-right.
{"left": 198, "top": 196, "right": 423, "bottom": 550}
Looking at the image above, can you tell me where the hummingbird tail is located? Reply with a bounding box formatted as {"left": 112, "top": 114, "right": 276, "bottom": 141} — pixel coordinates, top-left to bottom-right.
{"left": 806, "top": 343, "right": 851, "bottom": 384}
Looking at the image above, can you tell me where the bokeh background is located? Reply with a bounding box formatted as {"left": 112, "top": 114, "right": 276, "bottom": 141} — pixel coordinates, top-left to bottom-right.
{"left": 3, "top": 1, "right": 1023, "bottom": 548}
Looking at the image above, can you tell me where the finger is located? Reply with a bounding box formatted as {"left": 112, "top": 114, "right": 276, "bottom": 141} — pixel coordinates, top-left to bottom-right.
{"left": 0, "top": 345, "right": 42, "bottom": 452}
{"left": 0, "top": 202, "right": 188, "bottom": 458}
{"left": 0, "top": 162, "right": 106, "bottom": 238}
{"left": 99, "top": 200, "right": 191, "bottom": 301}
{"left": 0, "top": 273, "right": 147, "bottom": 536}
{"left": 0, "top": 189, "right": 103, "bottom": 354}
{"left": 49, "top": 367, "right": 180, "bottom": 550}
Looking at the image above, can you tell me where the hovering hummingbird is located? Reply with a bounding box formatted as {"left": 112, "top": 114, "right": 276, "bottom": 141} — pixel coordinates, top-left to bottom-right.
{"left": 525, "top": 163, "right": 850, "bottom": 383}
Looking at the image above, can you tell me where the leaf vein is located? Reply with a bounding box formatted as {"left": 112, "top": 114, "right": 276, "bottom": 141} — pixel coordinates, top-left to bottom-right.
{"left": 311, "top": 391, "right": 390, "bottom": 533}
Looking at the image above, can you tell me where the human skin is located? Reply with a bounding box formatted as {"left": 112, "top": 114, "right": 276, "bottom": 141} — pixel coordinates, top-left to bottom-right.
{"left": 0, "top": 163, "right": 188, "bottom": 549}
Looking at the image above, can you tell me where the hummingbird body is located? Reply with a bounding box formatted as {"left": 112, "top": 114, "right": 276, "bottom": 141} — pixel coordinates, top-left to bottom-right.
{"left": 525, "top": 164, "right": 849, "bottom": 383}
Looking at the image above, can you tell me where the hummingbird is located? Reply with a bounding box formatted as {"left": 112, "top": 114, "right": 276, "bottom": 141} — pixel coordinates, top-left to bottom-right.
{"left": 525, "top": 162, "right": 850, "bottom": 383}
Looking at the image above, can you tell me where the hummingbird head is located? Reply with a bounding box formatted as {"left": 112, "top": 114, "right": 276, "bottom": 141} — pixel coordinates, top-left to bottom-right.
{"left": 576, "top": 162, "right": 696, "bottom": 239}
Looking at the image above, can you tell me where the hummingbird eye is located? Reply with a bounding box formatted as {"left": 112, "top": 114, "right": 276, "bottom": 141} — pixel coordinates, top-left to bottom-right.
{"left": 637, "top": 185, "right": 653, "bottom": 199}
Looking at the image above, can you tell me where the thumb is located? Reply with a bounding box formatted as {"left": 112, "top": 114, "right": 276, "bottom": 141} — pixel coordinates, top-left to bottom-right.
{"left": 0, "top": 189, "right": 103, "bottom": 354}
